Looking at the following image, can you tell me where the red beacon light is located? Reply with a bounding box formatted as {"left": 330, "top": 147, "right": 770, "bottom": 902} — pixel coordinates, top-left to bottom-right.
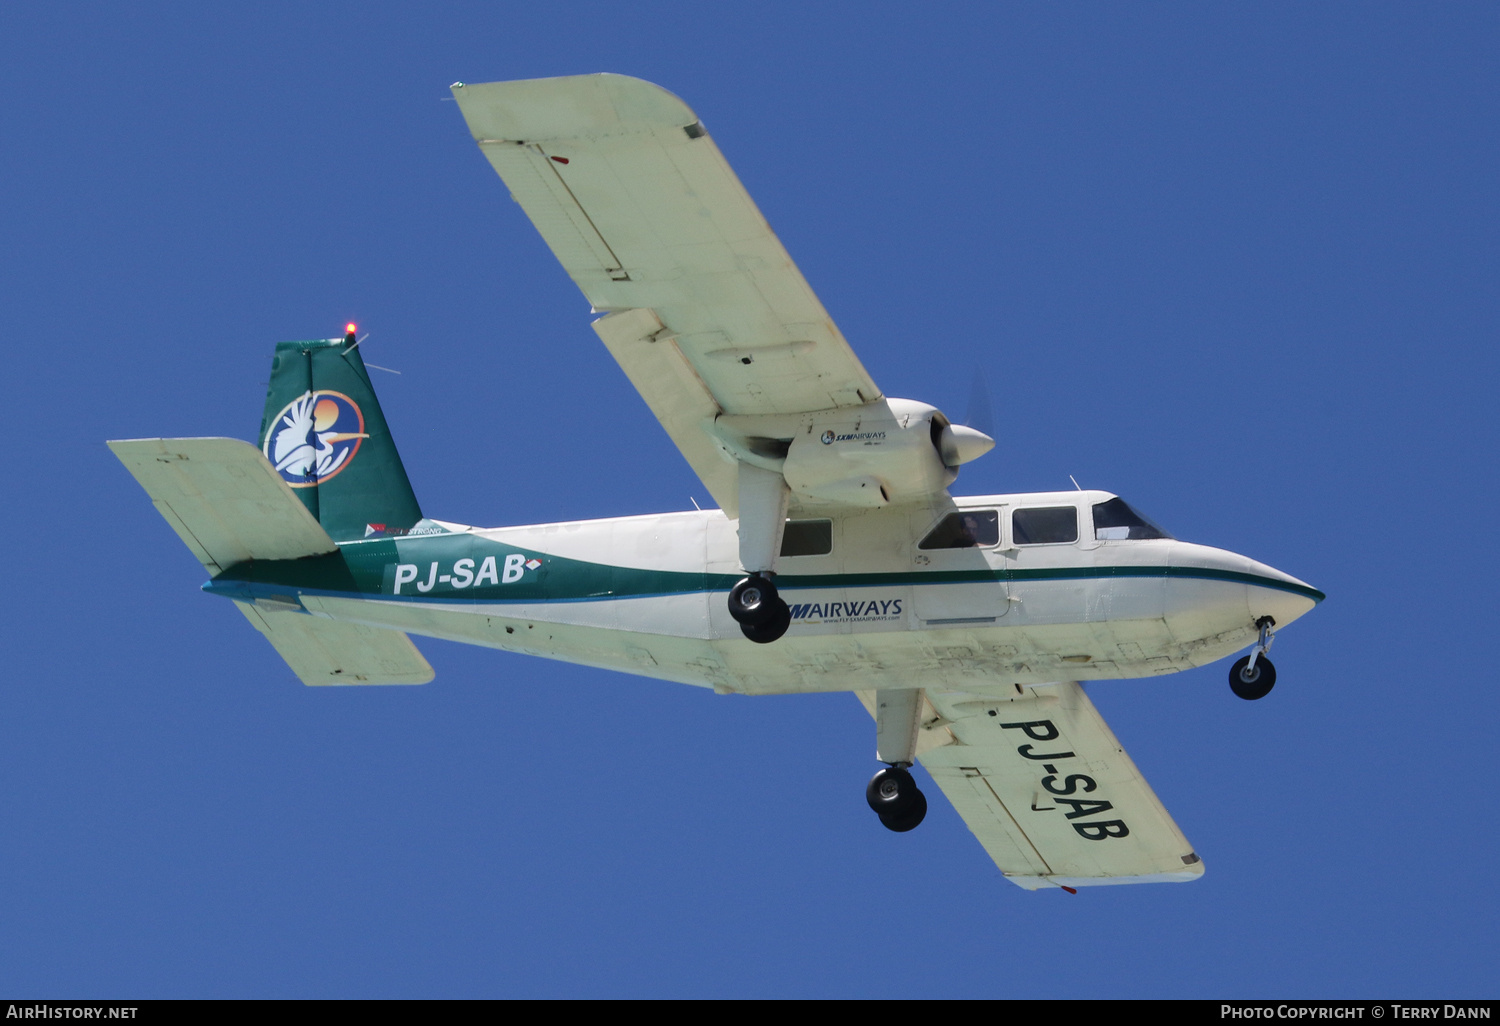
{"left": 343, "top": 322, "right": 358, "bottom": 345}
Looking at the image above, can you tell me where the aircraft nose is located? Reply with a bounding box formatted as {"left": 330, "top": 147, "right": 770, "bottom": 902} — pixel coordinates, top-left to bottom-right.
{"left": 1239, "top": 555, "right": 1323, "bottom": 628}
{"left": 1171, "top": 543, "right": 1324, "bottom": 630}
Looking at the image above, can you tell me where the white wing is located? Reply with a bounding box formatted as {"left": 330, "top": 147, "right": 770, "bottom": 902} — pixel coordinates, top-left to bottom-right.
{"left": 452, "top": 74, "right": 883, "bottom": 513}
{"left": 863, "top": 682, "right": 1204, "bottom": 889}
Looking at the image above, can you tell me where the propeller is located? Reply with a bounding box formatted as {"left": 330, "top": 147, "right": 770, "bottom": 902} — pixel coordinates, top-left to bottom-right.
{"left": 964, "top": 366, "right": 994, "bottom": 439}
{"left": 936, "top": 366, "right": 995, "bottom": 467}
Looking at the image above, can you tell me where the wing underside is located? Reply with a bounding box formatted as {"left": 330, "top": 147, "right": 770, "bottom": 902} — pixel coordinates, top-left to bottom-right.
{"left": 452, "top": 74, "right": 883, "bottom": 513}
{"left": 864, "top": 683, "right": 1203, "bottom": 889}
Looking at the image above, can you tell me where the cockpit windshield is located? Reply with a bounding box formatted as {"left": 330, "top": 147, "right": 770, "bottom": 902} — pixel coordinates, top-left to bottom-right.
{"left": 1092, "top": 498, "right": 1172, "bottom": 541}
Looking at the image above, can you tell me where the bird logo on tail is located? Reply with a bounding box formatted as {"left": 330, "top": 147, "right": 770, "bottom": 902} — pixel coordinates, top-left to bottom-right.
{"left": 263, "top": 390, "right": 368, "bottom": 487}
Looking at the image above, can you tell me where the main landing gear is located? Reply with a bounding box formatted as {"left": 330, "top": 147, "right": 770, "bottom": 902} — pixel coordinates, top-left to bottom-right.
{"left": 1230, "top": 616, "right": 1277, "bottom": 700}
{"left": 727, "top": 462, "right": 793, "bottom": 644}
{"left": 727, "top": 572, "right": 790, "bottom": 644}
{"left": 867, "top": 688, "right": 928, "bottom": 831}
{"left": 867, "top": 765, "right": 928, "bottom": 832}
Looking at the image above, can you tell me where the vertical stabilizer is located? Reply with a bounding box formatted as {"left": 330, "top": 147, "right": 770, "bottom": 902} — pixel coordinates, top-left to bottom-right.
{"left": 258, "top": 331, "right": 422, "bottom": 541}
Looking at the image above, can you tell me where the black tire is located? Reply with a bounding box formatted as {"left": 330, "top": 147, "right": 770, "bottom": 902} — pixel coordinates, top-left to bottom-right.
{"left": 866, "top": 766, "right": 918, "bottom": 816}
{"left": 740, "top": 601, "right": 791, "bottom": 644}
{"left": 879, "top": 789, "right": 928, "bottom": 833}
{"left": 1229, "top": 655, "right": 1276, "bottom": 700}
{"left": 728, "top": 574, "right": 780, "bottom": 626}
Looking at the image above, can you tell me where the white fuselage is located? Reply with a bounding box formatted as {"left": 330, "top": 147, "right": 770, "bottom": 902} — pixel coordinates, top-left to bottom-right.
{"left": 296, "top": 489, "right": 1319, "bottom": 697}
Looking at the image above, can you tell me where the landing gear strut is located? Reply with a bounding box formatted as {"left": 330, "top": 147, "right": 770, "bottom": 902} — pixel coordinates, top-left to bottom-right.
{"left": 728, "top": 572, "right": 790, "bottom": 644}
{"left": 1230, "top": 616, "right": 1277, "bottom": 700}
{"left": 729, "top": 462, "right": 792, "bottom": 644}
{"left": 867, "top": 689, "right": 928, "bottom": 831}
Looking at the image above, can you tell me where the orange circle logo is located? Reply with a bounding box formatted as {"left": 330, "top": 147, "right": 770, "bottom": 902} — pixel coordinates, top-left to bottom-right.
{"left": 263, "top": 390, "right": 367, "bottom": 488}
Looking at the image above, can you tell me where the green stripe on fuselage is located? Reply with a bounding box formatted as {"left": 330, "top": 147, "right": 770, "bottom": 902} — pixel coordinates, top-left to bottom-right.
{"left": 205, "top": 533, "right": 1327, "bottom": 606}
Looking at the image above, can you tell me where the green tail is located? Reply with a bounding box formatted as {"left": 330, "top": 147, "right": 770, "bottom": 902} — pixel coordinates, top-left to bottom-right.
{"left": 257, "top": 332, "right": 422, "bottom": 542}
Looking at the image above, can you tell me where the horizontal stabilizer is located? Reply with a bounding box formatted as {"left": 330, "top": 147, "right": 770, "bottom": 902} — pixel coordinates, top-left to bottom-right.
{"left": 108, "top": 437, "right": 337, "bottom": 573}
{"left": 234, "top": 601, "right": 434, "bottom": 686}
{"left": 112, "top": 437, "right": 432, "bottom": 686}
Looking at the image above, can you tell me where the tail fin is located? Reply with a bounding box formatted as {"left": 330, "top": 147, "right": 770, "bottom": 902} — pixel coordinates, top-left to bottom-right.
{"left": 258, "top": 331, "right": 422, "bottom": 541}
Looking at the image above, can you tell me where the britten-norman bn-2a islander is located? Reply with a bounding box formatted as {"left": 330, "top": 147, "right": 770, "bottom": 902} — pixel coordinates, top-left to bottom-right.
{"left": 111, "top": 74, "right": 1323, "bottom": 892}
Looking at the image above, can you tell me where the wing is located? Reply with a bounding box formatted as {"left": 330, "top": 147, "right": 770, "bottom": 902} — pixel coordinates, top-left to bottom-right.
{"left": 452, "top": 74, "right": 883, "bottom": 513}
{"left": 862, "top": 683, "right": 1204, "bottom": 889}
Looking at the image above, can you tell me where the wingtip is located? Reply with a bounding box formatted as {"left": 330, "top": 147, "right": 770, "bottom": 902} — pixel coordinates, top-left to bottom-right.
{"left": 450, "top": 73, "right": 699, "bottom": 141}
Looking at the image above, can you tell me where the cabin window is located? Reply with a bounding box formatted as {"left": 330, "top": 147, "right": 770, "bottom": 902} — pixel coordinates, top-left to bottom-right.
{"left": 1091, "top": 498, "right": 1172, "bottom": 541}
{"left": 780, "top": 519, "right": 833, "bottom": 557}
{"left": 918, "top": 510, "right": 999, "bottom": 550}
{"left": 1012, "top": 506, "right": 1078, "bottom": 545}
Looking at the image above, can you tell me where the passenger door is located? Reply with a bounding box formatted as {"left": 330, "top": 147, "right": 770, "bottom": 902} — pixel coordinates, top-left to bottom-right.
{"left": 911, "top": 508, "right": 1010, "bottom": 625}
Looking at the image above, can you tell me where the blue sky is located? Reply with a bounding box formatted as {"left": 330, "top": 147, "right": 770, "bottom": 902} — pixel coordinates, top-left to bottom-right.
{"left": 1, "top": 2, "right": 1496, "bottom": 998}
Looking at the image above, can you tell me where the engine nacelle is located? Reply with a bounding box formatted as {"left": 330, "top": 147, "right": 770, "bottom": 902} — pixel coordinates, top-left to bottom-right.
{"left": 711, "top": 398, "right": 993, "bottom": 508}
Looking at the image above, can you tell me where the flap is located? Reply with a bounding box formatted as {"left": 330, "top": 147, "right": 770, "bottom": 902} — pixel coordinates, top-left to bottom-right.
{"left": 591, "top": 307, "right": 738, "bottom": 513}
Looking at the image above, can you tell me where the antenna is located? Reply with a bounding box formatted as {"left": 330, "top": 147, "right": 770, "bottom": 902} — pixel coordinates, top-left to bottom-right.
{"left": 690, "top": 496, "right": 702, "bottom": 510}
{"left": 1069, "top": 475, "right": 1082, "bottom": 491}
{"left": 342, "top": 327, "right": 398, "bottom": 372}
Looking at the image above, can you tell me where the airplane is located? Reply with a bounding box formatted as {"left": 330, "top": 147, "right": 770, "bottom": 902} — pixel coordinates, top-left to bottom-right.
{"left": 110, "top": 73, "right": 1323, "bottom": 892}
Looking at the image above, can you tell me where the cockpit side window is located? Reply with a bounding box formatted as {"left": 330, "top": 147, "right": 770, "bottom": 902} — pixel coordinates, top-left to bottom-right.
{"left": 918, "top": 510, "right": 999, "bottom": 550}
{"left": 1012, "top": 506, "right": 1078, "bottom": 545}
{"left": 1091, "top": 498, "right": 1172, "bottom": 541}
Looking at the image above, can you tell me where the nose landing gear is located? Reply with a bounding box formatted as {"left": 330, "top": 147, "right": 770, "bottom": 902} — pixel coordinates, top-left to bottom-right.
{"left": 1230, "top": 616, "right": 1277, "bottom": 700}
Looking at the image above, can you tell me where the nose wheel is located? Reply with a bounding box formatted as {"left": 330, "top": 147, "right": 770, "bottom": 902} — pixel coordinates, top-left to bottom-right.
{"left": 1230, "top": 617, "right": 1277, "bottom": 700}
{"left": 867, "top": 765, "right": 928, "bottom": 832}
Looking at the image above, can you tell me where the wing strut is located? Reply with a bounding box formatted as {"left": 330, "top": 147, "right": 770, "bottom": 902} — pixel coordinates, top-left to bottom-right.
{"left": 735, "top": 463, "right": 789, "bottom": 574}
